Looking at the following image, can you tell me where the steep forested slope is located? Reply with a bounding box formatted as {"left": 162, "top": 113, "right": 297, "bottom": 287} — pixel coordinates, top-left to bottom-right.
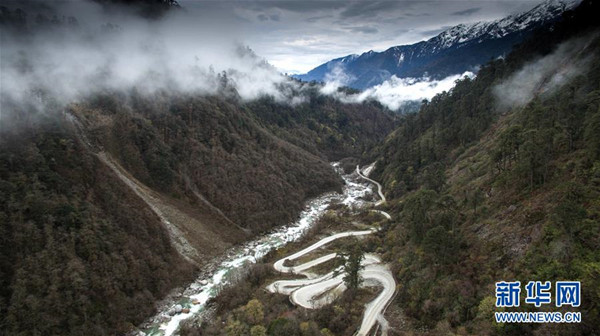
{"left": 0, "top": 84, "right": 394, "bottom": 335}
{"left": 0, "top": 2, "right": 396, "bottom": 334}
{"left": 371, "top": 1, "right": 600, "bottom": 334}
{"left": 245, "top": 88, "right": 392, "bottom": 160}
{"left": 0, "top": 118, "right": 197, "bottom": 335}
{"left": 74, "top": 89, "right": 394, "bottom": 233}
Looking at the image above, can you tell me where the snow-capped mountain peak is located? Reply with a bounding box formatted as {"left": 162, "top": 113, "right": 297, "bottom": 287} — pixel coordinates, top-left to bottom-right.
{"left": 430, "top": 0, "right": 580, "bottom": 51}
{"left": 295, "top": 0, "right": 580, "bottom": 89}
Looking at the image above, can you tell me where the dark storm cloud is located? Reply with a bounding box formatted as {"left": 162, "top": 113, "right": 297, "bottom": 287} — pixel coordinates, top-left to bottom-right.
{"left": 451, "top": 7, "right": 482, "bottom": 16}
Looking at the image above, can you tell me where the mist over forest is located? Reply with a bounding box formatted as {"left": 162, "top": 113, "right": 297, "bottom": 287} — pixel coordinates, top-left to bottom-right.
{"left": 0, "top": 0, "right": 490, "bottom": 121}
{"left": 1, "top": 1, "right": 599, "bottom": 336}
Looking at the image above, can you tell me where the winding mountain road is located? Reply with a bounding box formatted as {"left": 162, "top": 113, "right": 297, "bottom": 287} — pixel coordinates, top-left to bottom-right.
{"left": 356, "top": 165, "right": 386, "bottom": 206}
{"left": 356, "top": 264, "right": 396, "bottom": 336}
{"left": 267, "top": 164, "right": 395, "bottom": 336}
{"left": 272, "top": 230, "right": 375, "bottom": 274}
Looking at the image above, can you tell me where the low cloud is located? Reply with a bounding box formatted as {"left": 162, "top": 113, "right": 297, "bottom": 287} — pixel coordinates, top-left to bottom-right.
{"left": 1, "top": 0, "right": 520, "bottom": 126}
{"left": 354, "top": 72, "right": 475, "bottom": 110}
{"left": 0, "top": 0, "right": 302, "bottom": 127}
{"left": 321, "top": 67, "right": 474, "bottom": 111}
{"left": 320, "top": 64, "right": 355, "bottom": 95}
{"left": 0, "top": 0, "right": 468, "bottom": 124}
{"left": 493, "top": 35, "right": 595, "bottom": 109}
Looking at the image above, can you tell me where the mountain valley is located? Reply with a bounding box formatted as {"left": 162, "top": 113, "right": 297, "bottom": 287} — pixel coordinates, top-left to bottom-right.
{"left": 1, "top": 0, "right": 599, "bottom": 335}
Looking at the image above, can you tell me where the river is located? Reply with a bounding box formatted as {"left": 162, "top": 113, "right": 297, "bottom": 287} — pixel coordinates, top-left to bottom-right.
{"left": 138, "top": 163, "right": 375, "bottom": 335}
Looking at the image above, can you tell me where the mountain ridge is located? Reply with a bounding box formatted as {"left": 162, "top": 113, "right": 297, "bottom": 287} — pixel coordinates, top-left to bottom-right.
{"left": 295, "top": 0, "right": 580, "bottom": 89}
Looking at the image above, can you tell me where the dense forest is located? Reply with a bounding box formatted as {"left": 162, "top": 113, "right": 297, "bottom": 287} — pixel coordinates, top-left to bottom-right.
{"left": 0, "top": 84, "right": 394, "bottom": 334}
{"left": 2, "top": 0, "right": 599, "bottom": 335}
{"left": 74, "top": 88, "right": 395, "bottom": 233}
{"left": 370, "top": 0, "right": 600, "bottom": 334}
{"left": 0, "top": 3, "right": 396, "bottom": 334}
{"left": 0, "top": 5, "right": 396, "bottom": 329}
{"left": 0, "top": 115, "right": 198, "bottom": 334}
{"left": 181, "top": 1, "right": 600, "bottom": 335}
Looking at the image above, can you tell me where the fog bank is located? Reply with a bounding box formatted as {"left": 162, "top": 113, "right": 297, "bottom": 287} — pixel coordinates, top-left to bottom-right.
{"left": 0, "top": 0, "right": 297, "bottom": 122}
{"left": 493, "top": 35, "right": 595, "bottom": 109}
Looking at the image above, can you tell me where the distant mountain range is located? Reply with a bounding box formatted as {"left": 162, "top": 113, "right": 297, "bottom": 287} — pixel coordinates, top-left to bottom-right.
{"left": 295, "top": 0, "right": 579, "bottom": 90}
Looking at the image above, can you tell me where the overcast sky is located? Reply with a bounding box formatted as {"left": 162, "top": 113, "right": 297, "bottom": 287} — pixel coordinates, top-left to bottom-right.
{"left": 178, "top": 0, "right": 548, "bottom": 74}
